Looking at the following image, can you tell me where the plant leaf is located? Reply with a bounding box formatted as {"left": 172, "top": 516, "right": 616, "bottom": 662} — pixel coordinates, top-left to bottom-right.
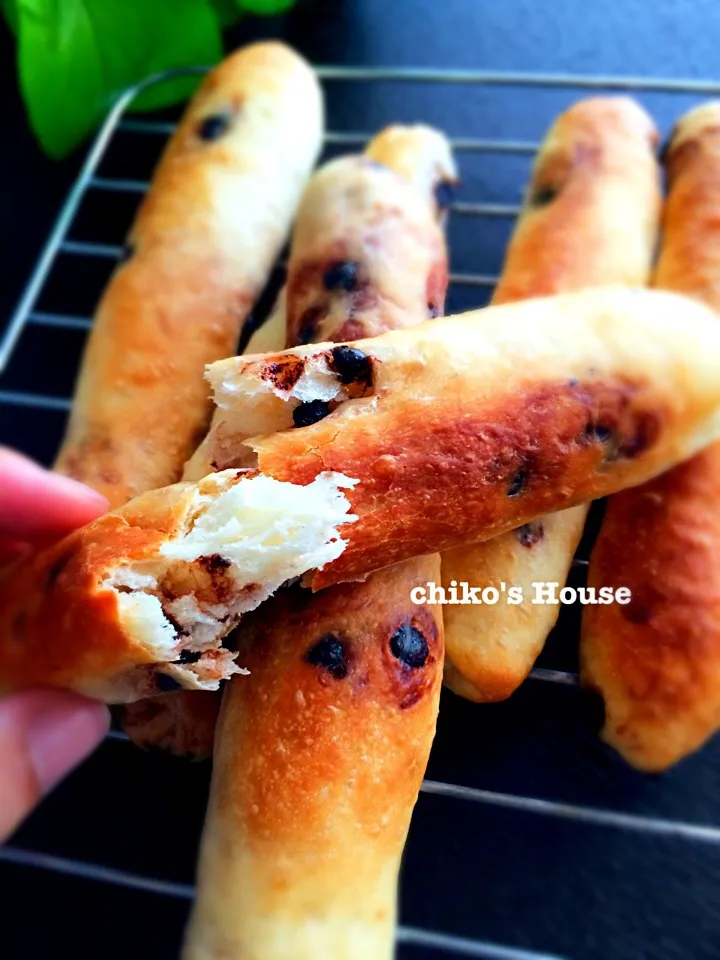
{"left": 211, "top": 0, "right": 244, "bottom": 28}
{"left": 238, "top": 0, "right": 297, "bottom": 15}
{"left": 16, "top": 0, "right": 222, "bottom": 158}
{"left": 2, "top": 0, "right": 19, "bottom": 35}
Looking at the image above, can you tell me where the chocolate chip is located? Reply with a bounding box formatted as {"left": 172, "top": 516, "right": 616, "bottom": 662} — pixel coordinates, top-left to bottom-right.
{"left": 507, "top": 468, "right": 528, "bottom": 497}
{"left": 305, "top": 634, "right": 348, "bottom": 679}
{"left": 530, "top": 185, "right": 559, "bottom": 207}
{"left": 178, "top": 650, "right": 203, "bottom": 665}
{"left": 156, "top": 673, "right": 182, "bottom": 692}
{"left": 323, "top": 261, "right": 359, "bottom": 292}
{"left": 198, "top": 113, "right": 231, "bottom": 141}
{"left": 585, "top": 422, "right": 614, "bottom": 443}
{"left": 434, "top": 181, "right": 455, "bottom": 210}
{"left": 118, "top": 243, "right": 134, "bottom": 264}
{"left": 330, "top": 345, "right": 372, "bottom": 385}
{"left": 293, "top": 400, "right": 331, "bottom": 428}
{"left": 390, "top": 623, "right": 429, "bottom": 669}
{"left": 516, "top": 521, "right": 544, "bottom": 548}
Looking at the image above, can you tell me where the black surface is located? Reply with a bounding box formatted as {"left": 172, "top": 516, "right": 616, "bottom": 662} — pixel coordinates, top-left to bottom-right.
{"left": 3, "top": 2, "right": 720, "bottom": 959}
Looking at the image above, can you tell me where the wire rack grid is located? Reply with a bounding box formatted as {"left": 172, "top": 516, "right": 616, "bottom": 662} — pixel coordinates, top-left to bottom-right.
{"left": 3, "top": 64, "right": 720, "bottom": 960}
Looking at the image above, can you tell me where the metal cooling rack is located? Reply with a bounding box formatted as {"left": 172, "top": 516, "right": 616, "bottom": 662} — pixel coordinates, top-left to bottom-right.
{"left": 3, "top": 64, "right": 720, "bottom": 960}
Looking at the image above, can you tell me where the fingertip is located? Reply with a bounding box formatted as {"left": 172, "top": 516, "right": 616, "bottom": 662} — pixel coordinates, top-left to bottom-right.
{"left": 0, "top": 448, "right": 108, "bottom": 542}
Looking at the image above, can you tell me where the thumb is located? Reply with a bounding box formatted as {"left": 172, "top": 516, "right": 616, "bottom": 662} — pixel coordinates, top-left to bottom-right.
{"left": 0, "top": 690, "right": 110, "bottom": 842}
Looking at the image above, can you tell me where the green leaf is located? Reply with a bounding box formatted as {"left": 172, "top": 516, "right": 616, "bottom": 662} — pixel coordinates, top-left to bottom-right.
{"left": 211, "top": 0, "right": 244, "bottom": 28}
{"left": 2, "top": 0, "right": 18, "bottom": 34}
{"left": 16, "top": 0, "right": 223, "bottom": 159}
{"left": 238, "top": 0, "right": 297, "bottom": 15}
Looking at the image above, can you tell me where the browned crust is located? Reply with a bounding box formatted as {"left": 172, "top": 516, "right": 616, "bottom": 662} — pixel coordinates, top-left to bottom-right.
{"left": 442, "top": 96, "right": 661, "bottom": 702}
{"left": 54, "top": 43, "right": 323, "bottom": 506}
{"left": 582, "top": 102, "right": 720, "bottom": 771}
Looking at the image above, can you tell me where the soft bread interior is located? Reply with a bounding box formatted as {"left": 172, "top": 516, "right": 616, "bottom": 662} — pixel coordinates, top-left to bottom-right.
{"left": 103, "top": 470, "right": 357, "bottom": 693}
{"left": 186, "top": 349, "right": 360, "bottom": 478}
{"left": 210, "top": 349, "right": 349, "bottom": 429}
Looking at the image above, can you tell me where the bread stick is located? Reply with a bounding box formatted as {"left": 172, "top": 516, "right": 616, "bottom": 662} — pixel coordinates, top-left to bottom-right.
{"left": 54, "top": 42, "right": 323, "bottom": 504}
{"left": 4, "top": 289, "right": 720, "bottom": 705}
{"left": 183, "top": 126, "right": 453, "bottom": 958}
{"left": 582, "top": 103, "right": 720, "bottom": 771}
{"left": 183, "top": 558, "right": 443, "bottom": 960}
{"left": 441, "top": 98, "right": 661, "bottom": 701}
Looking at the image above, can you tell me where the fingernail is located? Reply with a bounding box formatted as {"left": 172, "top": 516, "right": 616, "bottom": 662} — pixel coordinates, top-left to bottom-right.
{"left": 25, "top": 693, "right": 110, "bottom": 794}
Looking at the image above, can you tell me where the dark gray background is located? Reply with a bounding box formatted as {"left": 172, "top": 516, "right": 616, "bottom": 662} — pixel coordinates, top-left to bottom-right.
{"left": 2, "top": 2, "right": 720, "bottom": 958}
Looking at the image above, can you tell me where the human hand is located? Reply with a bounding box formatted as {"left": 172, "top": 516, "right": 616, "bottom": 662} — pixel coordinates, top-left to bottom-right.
{"left": 0, "top": 447, "right": 111, "bottom": 842}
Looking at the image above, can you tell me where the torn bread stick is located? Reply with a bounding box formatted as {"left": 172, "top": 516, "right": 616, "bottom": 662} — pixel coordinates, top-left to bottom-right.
{"left": 5, "top": 287, "right": 720, "bottom": 706}
{"left": 0, "top": 470, "right": 356, "bottom": 703}
{"left": 200, "top": 285, "right": 720, "bottom": 590}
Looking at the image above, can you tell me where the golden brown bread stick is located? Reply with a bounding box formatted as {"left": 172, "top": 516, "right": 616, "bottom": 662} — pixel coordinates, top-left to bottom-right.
{"left": 582, "top": 103, "right": 720, "bottom": 771}
{"left": 441, "top": 98, "right": 661, "bottom": 701}
{"left": 183, "top": 559, "right": 443, "bottom": 960}
{"left": 182, "top": 126, "right": 453, "bottom": 958}
{"left": 5, "top": 289, "right": 720, "bottom": 704}
{"left": 54, "top": 42, "right": 323, "bottom": 504}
